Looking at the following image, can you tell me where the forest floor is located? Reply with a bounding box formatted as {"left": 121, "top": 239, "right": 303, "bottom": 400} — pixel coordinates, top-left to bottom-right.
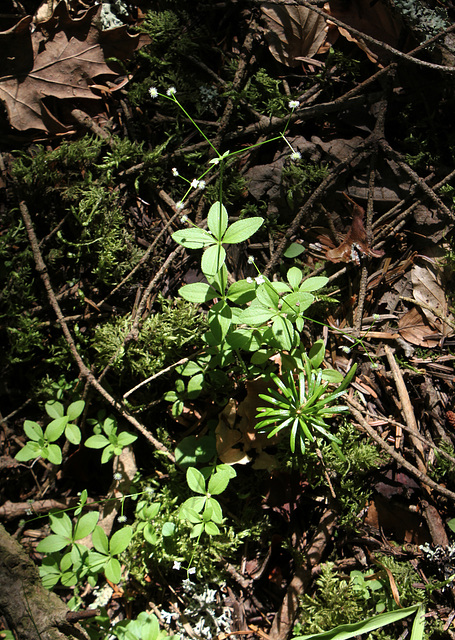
{"left": 2, "top": 1, "right": 455, "bottom": 640}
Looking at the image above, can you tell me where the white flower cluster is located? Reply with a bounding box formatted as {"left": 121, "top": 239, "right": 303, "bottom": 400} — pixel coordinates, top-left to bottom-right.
{"left": 290, "top": 151, "right": 301, "bottom": 161}
{"left": 288, "top": 100, "right": 300, "bottom": 109}
{"left": 191, "top": 179, "right": 206, "bottom": 190}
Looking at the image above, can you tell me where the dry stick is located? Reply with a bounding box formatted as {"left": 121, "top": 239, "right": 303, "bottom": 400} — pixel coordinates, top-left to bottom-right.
{"left": 252, "top": 0, "right": 455, "bottom": 73}
{"left": 347, "top": 396, "right": 455, "bottom": 502}
{"left": 269, "top": 506, "right": 338, "bottom": 640}
{"left": 19, "top": 201, "right": 175, "bottom": 463}
{"left": 384, "top": 345, "right": 427, "bottom": 473}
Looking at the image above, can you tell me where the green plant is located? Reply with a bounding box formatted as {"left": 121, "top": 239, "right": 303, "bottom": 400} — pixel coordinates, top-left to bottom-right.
{"left": 111, "top": 612, "right": 178, "bottom": 640}
{"left": 14, "top": 399, "right": 85, "bottom": 465}
{"left": 85, "top": 414, "right": 137, "bottom": 464}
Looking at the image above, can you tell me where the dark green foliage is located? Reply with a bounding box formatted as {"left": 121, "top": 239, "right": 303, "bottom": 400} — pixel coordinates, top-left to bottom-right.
{"left": 282, "top": 161, "right": 330, "bottom": 210}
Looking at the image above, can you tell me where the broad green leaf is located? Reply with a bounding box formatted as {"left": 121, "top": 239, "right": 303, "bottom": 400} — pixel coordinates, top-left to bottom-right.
{"left": 23, "top": 420, "right": 43, "bottom": 441}
{"left": 206, "top": 497, "right": 224, "bottom": 523}
{"left": 46, "top": 444, "right": 62, "bottom": 465}
{"left": 321, "top": 369, "right": 344, "bottom": 383}
{"left": 208, "top": 264, "right": 228, "bottom": 295}
{"left": 66, "top": 400, "right": 85, "bottom": 421}
{"left": 161, "top": 522, "right": 176, "bottom": 538}
{"left": 103, "top": 416, "right": 117, "bottom": 436}
{"left": 180, "top": 506, "right": 203, "bottom": 524}
{"left": 299, "top": 276, "right": 329, "bottom": 292}
{"left": 186, "top": 467, "right": 206, "bottom": 494}
{"left": 50, "top": 511, "right": 73, "bottom": 537}
{"left": 207, "top": 201, "right": 228, "bottom": 239}
{"left": 222, "top": 217, "right": 263, "bottom": 243}
{"left": 65, "top": 423, "right": 81, "bottom": 445}
{"left": 226, "top": 279, "right": 256, "bottom": 305}
{"left": 256, "top": 282, "right": 279, "bottom": 310}
{"left": 282, "top": 291, "right": 314, "bottom": 315}
{"left": 187, "top": 373, "right": 204, "bottom": 399}
{"left": 309, "top": 340, "right": 325, "bottom": 369}
{"left": 190, "top": 522, "right": 204, "bottom": 538}
{"left": 226, "top": 328, "right": 256, "bottom": 350}
{"left": 116, "top": 431, "right": 138, "bottom": 448}
{"left": 85, "top": 434, "right": 110, "bottom": 449}
{"left": 74, "top": 511, "right": 99, "bottom": 540}
{"left": 272, "top": 315, "right": 295, "bottom": 351}
{"left": 287, "top": 266, "right": 303, "bottom": 290}
{"left": 177, "top": 361, "right": 204, "bottom": 376}
{"left": 45, "top": 416, "right": 68, "bottom": 442}
{"left": 86, "top": 550, "right": 109, "bottom": 572}
{"left": 45, "top": 401, "right": 64, "bottom": 419}
{"left": 105, "top": 557, "right": 122, "bottom": 583}
{"left": 201, "top": 244, "right": 226, "bottom": 276}
{"left": 293, "top": 604, "right": 420, "bottom": 640}
{"left": 110, "top": 526, "right": 133, "bottom": 555}
{"left": 179, "top": 282, "right": 217, "bottom": 303}
{"left": 144, "top": 523, "right": 158, "bottom": 545}
{"left": 208, "top": 469, "right": 231, "bottom": 495}
{"left": 208, "top": 301, "right": 232, "bottom": 342}
{"left": 92, "top": 525, "right": 109, "bottom": 555}
{"left": 36, "top": 534, "right": 69, "bottom": 553}
{"left": 141, "top": 613, "right": 160, "bottom": 640}
{"left": 172, "top": 227, "right": 215, "bottom": 249}
{"left": 240, "top": 303, "right": 276, "bottom": 325}
{"left": 15, "top": 442, "right": 41, "bottom": 461}
{"left": 283, "top": 242, "right": 305, "bottom": 258}
{"left": 205, "top": 521, "right": 220, "bottom": 535}
{"left": 175, "top": 435, "right": 216, "bottom": 468}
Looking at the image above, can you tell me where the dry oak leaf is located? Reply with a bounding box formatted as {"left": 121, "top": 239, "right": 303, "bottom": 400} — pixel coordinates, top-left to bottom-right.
{"left": 0, "top": 1, "right": 147, "bottom": 133}
{"left": 411, "top": 263, "right": 455, "bottom": 336}
{"left": 398, "top": 306, "right": 439, "bottom": 347}
{"left": 261, "top": 3, "right": 329, "bottom": 66}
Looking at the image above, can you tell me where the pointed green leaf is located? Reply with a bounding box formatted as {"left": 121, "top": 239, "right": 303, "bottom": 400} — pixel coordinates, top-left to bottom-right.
{"left": 45, "top": 416, "right": 68, "bottom": 442}
{"left": 92, "top": 525, "right": 109, "bottom": 555}
{"left": 179, "top": 282, "right": 218, "bottom": 303}
{"left": 74, "top": 511, "right": 99, "bottom": 540}
{"left": 207, "top": 201, "right": 228, "bottom": 239}
{"left": 287, "top": 267, "right": 303, "bottom": 290}
{"left": 172, "top": 227, "right": 215, "bottom": 249}
{"left": 105, "top": 557, "right": 122, "bottom": 583}
{"left": 226, "top": 279, "right": 256, "bottom": 305}
{"left": 36, "top": 534, "right": 69, "bottom": 553}
{"left": 256, "top": 282, "right": 279, "bottom": 310}
{"left": 222, "top": 217, "right": 263, "bottom": 244}
{"left": 186, "top": 467, "right": 206, "bottom": 494}
{"left": 65, "top": 423, "right": 81, "bottom": 445}
{"left": 50, "top": 511, "right": 73, "bottom": 537}
{"left": 240, "top": 303, "right": 276, "bottom": 325}
{"left": 24, "top": 420, "right": 43, "bottom": 441}
{"left": 15, "top": 442, "right": 42, "bottom": 461}
{"left": 205, "top": 521, "right": 220, "bottom": 535}
{"left": 283, "top": 242, "right": 305, "bottom": 258}
{"left": 67, "top": 400, "right": 85, "bottom": 421}
{"left": 85, "top": 434, "right": 110, "bottom": 449}
{"left": 110, "top": 526, "right": 133, "bottom": 555}
{"left": 46, "top": 444, "right": 62, "bottom": 465}
{"left": 208, "top": 469, "right": 230, "bottom": 495}
{"left": 201, "top": 244, "right": 226, "bottom": 276}
{"left": 272, "top": 315, "right": 295, "bottom": 351}
{"left": 299, "top": 276, "right": 329, "bottom": 292}
{"left": 45, "top": 401, "right": 64, "bottom": 419}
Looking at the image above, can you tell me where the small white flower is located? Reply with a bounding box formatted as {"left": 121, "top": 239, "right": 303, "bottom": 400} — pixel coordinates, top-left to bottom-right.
{"left": 198, "top": 180, "right": 206, "bottom": 190}
{"left": 176, "top": 201, "right": 184, "bottom": 211}
{"left": 247, "top": 256, "right": 255, "bottom": 264}
{"left": 290, "top": 151, "right": 301, "bottom": 161}
{"left": 181, "top": 215, "right": 188, "bottom": 223}
{"left": 149, "top": 87, "right": 158, "bottom": 99}
{"left": 113, "top": 472, "right": 122, "bottom": 481}
{"left": 172, "top": 561, "right": 182, "bottom": 570}
{"left": 209, "top": 157, "right": 220, "bottom": 165}
{"left": 340, "top": 345, "right": 351, "bottom": 354}
{"left": 289, "top": 100, "right": 300, "bottom": 109}
{"left": 188, "top": 567, "right": 196, "bottom": 575}
{"left": 246, "top": 277, "right": 253, "bottom": 284}
{"left": 172, "top": 167, "right": 179, "bottom": 176}
{"left": 255, "top": 275, "right": 265, "bottom": 285}
{"left": 191, "top": 179, "right": 199, "bottom": 189}
{"left": 373, "top": 313, "right": 380, "bottom": 321}
{"left": 118, "top": 515, "right": 127, "bottom": 523}
{"left": 166, "top": 86, "right": 176, "bottom": 96}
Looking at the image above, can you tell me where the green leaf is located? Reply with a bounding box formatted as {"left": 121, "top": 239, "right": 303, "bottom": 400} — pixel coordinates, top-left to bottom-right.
{"left": 205, "top": 521, "right": 220, "bottom": 535}
{"left": 282, "top": 291, "right": 314, "bottom": 314}
{"left": 45, "top": 416, "right": 68, "bottom": 442}
{"left": 103, "top": 416, "right": 117, "bottom": 436}
{"left": 161, "top": 522, "right": 176, "bottom": 538}
{"left": 140, "top": 613, "right": 160, "bottom": 640}
{"left": 110, "top": 526, "right": 133, "bottom": 555}
{"left": 321, "top": 369, "right": 344, "bottom": 383}
{"left": 272, "top": 315, "right": 295, "bottom": 351}
{"left": 256, "top": 282, "right": 279, "bottom": 310}
{"left": 410, "top": 605, "right": 425, "bottom": 640}
{"left": 448, "top": 518, "right": 455, "bottom": 533}
{"left": 201, "top": 244, "right": 226, "bottom": 276}
{"left": 92, "top": 525, "right": 109, "bottom": 555}
{"left": 309, "top": 340, "right": 325, "bottom": 369}
{"left": 65, "top": 423, "right": 81, "bottom": 445}
{"left": 207, "top": 201, "right": 228, "bottom": 239}
{"left": 187, "top": 373, "right": 204, "bottom": 399}
{"left": 287, "top": 266, "right": 303, "bottom": 290}
{"left": 45, "top": 401, "right": 64, "bottom": 419}
{"left": 283, "top": 242, "right": 305, "bottom": 258}
{"left": 73, "top": 511, "right": 99, "bottom": 540}
{"left": 105, "top": 557, "right": 122, "bottom": 583}
{"left": 15, "top": 442, "right": 41, "bottom": 461}
{"left": 299, "top": 276, "right": 329, "bottom": 292}
{"left": 46, "top": 444, "right": 62, "bottom": 465}
{"left": 206, "top": 497, "right": 224, "bottom": 523}
{"left": 190, "top": 522, "right": 204, "bottom": 538}
{"left": 222, "top": 217, "right": 263, "bottom": 244}
{"left": 23, "top": 420, "right": 43, "bottom": 441}
{"left": 85, "top": 434, "right": 110, "bottom": 449}
{"left": 226, "top": 279, "right": 256, "bottom": 305}
{"left": 175, "top": 435, "right": 217, "bottom": 468}
{"left": 67, "top": 400, "right": 85, "bottom": 421}
{"left": 172, "top": 227, "right": 215, "bottom": 249}
{"left": 186, "top": 467, "right": 206, "bottom": 494}
{"left": 293, "top": 604, "right": 420, "bottom": 640}
{"left": 36, "top": 534, "right": 69, "bottom": 553}
{"left": 179, "top": 282, "right": 217, "bottom": 303}
{"left": 208, "top": 300, "right": 232, "bottom": 342}
{"left": 240, "top": 303, "right": 276, "bottom": 325}
{"left": 50, "top": 511, "right": 73, "bottom": 537}
{"left": 208, "top": 469, "right": 231, "bottom": 495}
{"left": 116, "top": 431, "right": 138, "bottom": 448}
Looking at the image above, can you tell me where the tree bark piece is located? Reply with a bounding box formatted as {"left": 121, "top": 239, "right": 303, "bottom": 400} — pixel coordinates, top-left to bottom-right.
{"left": 0, "top": 523, "right": 89, "bottom": 640}
{"left": 269, "top": 506, "right": 337, "bottom": 640}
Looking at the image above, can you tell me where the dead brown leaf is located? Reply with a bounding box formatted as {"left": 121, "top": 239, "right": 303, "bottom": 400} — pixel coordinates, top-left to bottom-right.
{"left": 398, "top": 307, "right": 439, "bottom": 347}
{"left": 0, "top": 1, "right": 147, "bottom": 133}
{"left": 261, "top": 3, "right": 329, "bottom": 66}
{"left": 411, "top": 263, "right": 454, "bottom": 336}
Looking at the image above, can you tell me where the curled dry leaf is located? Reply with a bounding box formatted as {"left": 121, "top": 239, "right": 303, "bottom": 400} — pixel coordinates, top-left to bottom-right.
{"left": 324, "top": 194, "right": 384, "bottom": 264}
{"left": 0, "top": 1, "right": 148, "bottom": 133}
{"left": 398, "top": 307, "right": 439, "bottom": 347}
{"left": 411, "top": 263, "right": 454, "bottom": 336}
{"left": 261, "top": 3, "right": 329, "bottom": 66}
